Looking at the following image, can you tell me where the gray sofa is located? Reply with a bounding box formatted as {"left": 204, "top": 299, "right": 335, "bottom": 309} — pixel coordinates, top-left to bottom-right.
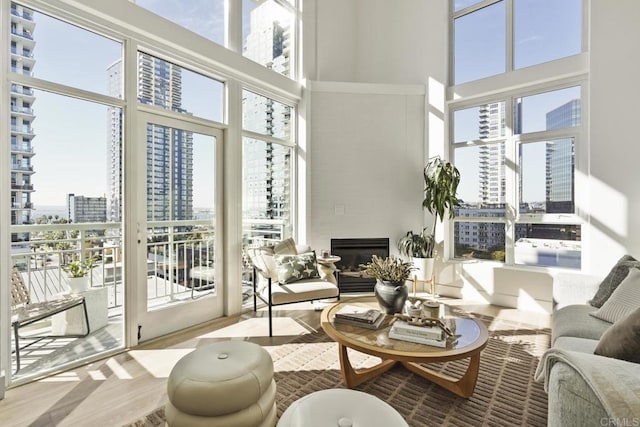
{"left": 536, "top": 272, "right": 640, "bottom": 426}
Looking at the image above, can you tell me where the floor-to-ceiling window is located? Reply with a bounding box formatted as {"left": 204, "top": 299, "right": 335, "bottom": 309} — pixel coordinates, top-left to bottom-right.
{"left": 448, "top": 0, "right": 586, "bottom": 269}
{"left": 6, "top": 3, "right": 125, "bottom": 382}
{"left": 241, "top": 90, "right": 294, "bottom": 306}
{"left": 2, "top": 0, "right": 301, "bottom": 388}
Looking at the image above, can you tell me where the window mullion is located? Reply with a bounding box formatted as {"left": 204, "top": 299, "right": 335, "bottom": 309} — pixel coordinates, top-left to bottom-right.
{"left": 505, "top": 0, "right": 514, "bottom": 73}
{"left": 504, "top": 98, "right": 516, "bottom": 265}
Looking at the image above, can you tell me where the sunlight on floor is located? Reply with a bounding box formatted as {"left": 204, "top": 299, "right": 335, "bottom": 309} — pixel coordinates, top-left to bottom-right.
{"left": 40, "top": 372, "right": 81, "bottom": 382}
{"left": 105, "top": 358, "right": 133, "bottom": 379}
{"left": 128, "top": 348, "right": 195, "bottom": 378}
{"left": 197, "top": 317, "right": 312, "bottom": 338}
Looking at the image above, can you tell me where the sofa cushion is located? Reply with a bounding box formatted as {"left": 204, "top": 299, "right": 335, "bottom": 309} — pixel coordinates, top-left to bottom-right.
{"left": 552, "top": 304, "right": 612, "bottom": 345}
{"left": 265, "top": 279, "right": 339, "bottom": 305}
{"left": 247, "top": 246, "right": 278, "bottom": 280}
{"left": 273, "top": 238, "right": 297, "bottom": 255}
{"left": 554, "top": 336, "right": 600, "bottom": 354}
{"left": 594, "top": 307, "right": 640, "bottom": 363}
{"left": 590, "top": 267, "right": 640, "bottom": 323}
{"left": 274, "top": 251, "right": 320, "bottom": 284}
{"left": 590, "top": 255, "right": 640, "bottom": 308}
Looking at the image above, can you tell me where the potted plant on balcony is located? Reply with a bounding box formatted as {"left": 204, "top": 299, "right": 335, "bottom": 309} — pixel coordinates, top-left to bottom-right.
{"left": 62, "top": 257, "right": 97, "bottom": 293}
{"left": 360, "top": 255, "right": 413, "bottom": 314}
{"left": 397, "top": 227, "right": 435, "bottom": 281}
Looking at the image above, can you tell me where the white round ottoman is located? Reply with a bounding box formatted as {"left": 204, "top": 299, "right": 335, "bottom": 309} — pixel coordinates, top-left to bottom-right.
{"left": 277, "top": 389, "right": 408, "bottom": 427}
{"left": 166, "top": 341, "right": 276, "bottom": 427}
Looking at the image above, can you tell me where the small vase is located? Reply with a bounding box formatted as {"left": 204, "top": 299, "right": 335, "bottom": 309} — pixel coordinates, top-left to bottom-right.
{"left": 374, "top": 279, "right": 408, "bottom": 314}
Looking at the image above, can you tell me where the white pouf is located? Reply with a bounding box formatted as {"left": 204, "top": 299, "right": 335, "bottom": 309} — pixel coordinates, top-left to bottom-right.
{"left": 277, "top": 389, "right": 408, "bottom": 427}
{"left": 166, "top": 341, "right": 276, "bottom": 427}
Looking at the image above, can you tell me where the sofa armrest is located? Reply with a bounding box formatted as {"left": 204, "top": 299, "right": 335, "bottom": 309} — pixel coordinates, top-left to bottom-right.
{"left": 553, "top": 272, "right": 602, "bottom": 310}
{"left": 543, "top": 351, "right": 640, "bottom": 424}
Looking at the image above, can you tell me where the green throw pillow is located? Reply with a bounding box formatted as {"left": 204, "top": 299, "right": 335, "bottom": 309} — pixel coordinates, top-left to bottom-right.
{"left": 274, "top": 251, "right": 320, "bottom": 284}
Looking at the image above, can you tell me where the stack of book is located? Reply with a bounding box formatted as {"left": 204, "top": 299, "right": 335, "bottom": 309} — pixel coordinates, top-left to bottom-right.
{"left": 334, "top": 305, "right": 386, "bottom": 329}
{"left": 389, "top": 320, "right": 446, "bottom": 347}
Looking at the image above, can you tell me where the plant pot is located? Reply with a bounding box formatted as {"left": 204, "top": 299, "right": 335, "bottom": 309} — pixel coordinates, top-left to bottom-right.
{"left": 67, "top": 276, "right": 89, "bottom": 293}
{"left": 411, "top": 257, "right": 434, "bottom": 281}
{"left": 374, "top": 279, "right": 408, "bottom": 314}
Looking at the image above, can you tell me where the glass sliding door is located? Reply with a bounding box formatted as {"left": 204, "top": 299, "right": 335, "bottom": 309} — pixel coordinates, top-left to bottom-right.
{"left": 137, "top": 113, "right": 223, "bottom": 341}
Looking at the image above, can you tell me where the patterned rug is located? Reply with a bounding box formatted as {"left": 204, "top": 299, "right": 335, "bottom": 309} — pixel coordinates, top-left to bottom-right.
{"left": 124, "top": 312, "right": 550, "bottom": 426}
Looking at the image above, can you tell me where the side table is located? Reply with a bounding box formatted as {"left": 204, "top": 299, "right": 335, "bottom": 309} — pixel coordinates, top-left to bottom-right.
{"left": 412, "top": 274, "right": 438, "bottom": 297}
{"left": 52, "top": 287, "right": 108, "bottom": 335}
{"left": 317, "top": 255, "right": 341, "bottom": 285}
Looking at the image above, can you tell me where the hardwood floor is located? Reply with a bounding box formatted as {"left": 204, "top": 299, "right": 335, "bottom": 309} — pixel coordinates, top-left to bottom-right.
{"left": 0, "top": 296, "right": 551, "bottom": 426}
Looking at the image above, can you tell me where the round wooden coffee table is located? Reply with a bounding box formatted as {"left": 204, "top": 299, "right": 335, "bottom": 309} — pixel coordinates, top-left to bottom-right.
{"left": 320, "top": 296, "right": 489, "bottom": 398}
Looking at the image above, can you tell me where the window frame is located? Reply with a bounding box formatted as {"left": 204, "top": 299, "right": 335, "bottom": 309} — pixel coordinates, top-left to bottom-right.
{"left": 448, "top": 77, "right": 588, "bottom": 268}
{"left": 450, "top": 0, "right": 587, "bottom": 87}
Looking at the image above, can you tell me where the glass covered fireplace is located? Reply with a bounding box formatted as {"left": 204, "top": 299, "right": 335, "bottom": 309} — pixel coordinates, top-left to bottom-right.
{"left": 330, "top": 238, "right": 389, "bottom": 293}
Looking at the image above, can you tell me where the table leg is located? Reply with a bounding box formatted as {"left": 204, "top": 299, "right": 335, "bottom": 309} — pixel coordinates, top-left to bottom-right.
{"left": 401, "top": 352, "right": 481, "bottom": 398}
{"left": 338, "top": 343, "right": 398, "bottom": 387}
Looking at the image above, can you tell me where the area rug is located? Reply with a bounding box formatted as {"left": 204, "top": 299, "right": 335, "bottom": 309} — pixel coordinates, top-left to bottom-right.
{"left": 124, "top": 312, "right": 550, "bottom": 426}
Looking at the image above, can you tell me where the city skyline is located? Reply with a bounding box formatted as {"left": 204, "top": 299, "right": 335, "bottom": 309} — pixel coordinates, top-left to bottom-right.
{"left": 13, "top": 1, "right": 290, "bottom": 224}
{"left": 13, "top": 0, "right": 580, "bottom": 217}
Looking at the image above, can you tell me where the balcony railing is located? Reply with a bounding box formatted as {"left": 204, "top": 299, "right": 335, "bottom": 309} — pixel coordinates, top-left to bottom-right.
{"left": 10, "top": 84, "right": 34, "bottom": 96}
{"left": 11, "top": 163, "right": 33, "bottom": 172}
{"left": 11, "top": 183, "right": 34, "bottom": 191}
{"left": 10, "top": 29, "right": 33, "bottom": 40}
{"left": 10, "top": 219, "right": 285, "bottom": 311}
{"left": 11, "top": 144, "right": 33, "bottom": 153}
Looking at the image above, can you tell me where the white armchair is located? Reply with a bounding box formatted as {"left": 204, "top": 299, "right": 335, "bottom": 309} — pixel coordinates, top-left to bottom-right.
{"left": 248, "top": 238, "right": 340, "bottom": 336}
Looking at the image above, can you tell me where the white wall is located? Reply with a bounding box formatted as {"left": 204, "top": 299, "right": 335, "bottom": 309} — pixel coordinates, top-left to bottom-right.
{"left": 307, "top": 83, "right": 426, "bottom": 255}
{"left": 587, "top": 0, "right": 640, "bottom": 277}
{"left": 313, "top": 0, "right": 444, "bottom": 85}
{"left": 304, "top": 0, "right": 447, "bottom": 261}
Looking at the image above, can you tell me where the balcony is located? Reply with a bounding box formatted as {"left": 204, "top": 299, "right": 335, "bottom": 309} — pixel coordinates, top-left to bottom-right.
{"left": 11, "top": 183, "right": 34, "bottom": 191}
{"left": 10, "top": 84, "right": 35, "bottom": 97}
{"left": 11, "top": 144, "right": 34, "bottom": 153}
{"left": 11, "top": 163, "right": 34, "bottom": 172}
{"left": 11, "top": 8, "right": 34, "bottom": 21}
{"left": 11, "top": 105, "right": 34, "bottom": 115}
{"left": 8, "top": 219, "right": 283, "bottom": 378}
{"left": 10, "top": 29, "right": 33, "bottom": 40}
{"left": 10, "top": 125, "right": 35, "bottom": 136}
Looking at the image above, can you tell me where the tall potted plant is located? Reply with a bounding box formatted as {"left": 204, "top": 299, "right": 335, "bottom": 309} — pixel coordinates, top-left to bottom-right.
{"left": 397, "top": 227, "right": 435, "bottom": 281}
{"left": 422, "top": 156, "right": 461, "bottom": 258}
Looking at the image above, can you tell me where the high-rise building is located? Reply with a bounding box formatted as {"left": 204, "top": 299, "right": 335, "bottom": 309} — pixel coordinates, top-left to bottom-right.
{"left": 10, "top": 3, "right": 36, "bottom": 240}
{"left": 107, "top": 54, "right": 194, "bottom": 222}
{"left": 106, "top": 61, "right": 122, "bottom": 223}
{"left": 545, "top": 99, "right": 580, "bottom": 213}
{"left": 243, "top": 1, "right": 291, "bottom": 77}
{"left": 478, "top": 102, "right": 506, "bottom": 206}
{"left": 67, "top": 193, "right": 107, "bottom": 223}
{"left": 242, "top": 2, "right": 292, "bottom": 223}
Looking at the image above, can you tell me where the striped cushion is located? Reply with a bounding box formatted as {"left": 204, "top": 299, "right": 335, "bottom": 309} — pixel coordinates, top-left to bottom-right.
{"left": 590, "top": 267, "right": 640, "bottom": 323}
